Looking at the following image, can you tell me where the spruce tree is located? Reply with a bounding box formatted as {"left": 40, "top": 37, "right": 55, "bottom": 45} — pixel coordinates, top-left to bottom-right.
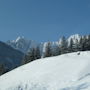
{"left": 68, "top": 38, "right": 74, "bottom": 52}
{"left": 22, "top": 47, "right": 36, "bottom": 64}
{"left": 72, "top": 39, "right": 80, "bottom": 52}
{"left": 28, "top": 47, "right": 36, "bottom": 61}
{"left": 52, "top": 44, "right": 61, "bottom": 56}
{"left": 60, "top": 36, "right": 68, "bottom": 54}
{"left": 22, "top": 45, "right": 41, "bottom": 64}
{"left": 82, "top": 36, "right": 87, "bottom": 51}
{"left": 35, "top": 45, "right": 41, "bottom": 59}
{"left": 79, "top": 37, "right": 83, "bottom": 51}
{"left": 0, "top": 64, "right": 5, "bottom": 75}
{"left": 44, "top": 42, "right": 52, "bottom": 57}
{"left": 86, "top": 35, "right": 90, "bottom": 50}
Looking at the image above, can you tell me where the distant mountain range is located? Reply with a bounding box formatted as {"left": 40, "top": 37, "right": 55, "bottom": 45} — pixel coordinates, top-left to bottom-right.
{"left": 6, "top": 34, "right": 82, "bottom": 53}
{"left": 0, "top": 34, "right": 88, "bottom": 75}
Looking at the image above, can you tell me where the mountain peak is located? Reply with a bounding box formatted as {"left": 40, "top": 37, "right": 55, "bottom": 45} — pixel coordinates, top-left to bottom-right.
{"left": 7, "top": 37, "right": 37, "bottom": 53}
{"left": 16, "top": 36, "right": 25, "bottom": 42}
{"left": 14, "top": 36, "right": 27, "bottom": 43}
{"left": 68, "top": 34, "right": 80, "bottom": 39}
{"left": 68, "top": 34, "right": 81, "bottom": 44}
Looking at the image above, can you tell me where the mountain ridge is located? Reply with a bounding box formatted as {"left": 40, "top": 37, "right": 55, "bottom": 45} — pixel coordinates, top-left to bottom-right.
{"left": 0, "top": 41, "right": 24, "bottom": 74}
{"left": 6, "top": 34, "right": 83, "bottom": 53}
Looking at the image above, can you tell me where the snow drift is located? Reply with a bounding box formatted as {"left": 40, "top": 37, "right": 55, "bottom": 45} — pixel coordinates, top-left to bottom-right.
{"left": 0, "top": 51, "right": 90, "bottom": 90}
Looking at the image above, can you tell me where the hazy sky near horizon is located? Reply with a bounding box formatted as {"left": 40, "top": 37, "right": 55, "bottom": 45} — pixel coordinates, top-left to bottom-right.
{"left": 0, "top": 0, "right": 90, "bottom": 42}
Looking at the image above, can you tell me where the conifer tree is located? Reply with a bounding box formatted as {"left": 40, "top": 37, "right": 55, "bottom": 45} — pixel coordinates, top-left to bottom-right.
{"left": 52, "top": 44, "right": 61, "bottom": 56}
{"left": 86, "top": 35, "right": 90, "bottom": 50}
{"left": 44, "top": 42, "right": 52, "bottom": 57}
{"left": 72, "top": 39, "right": 80, "bottom": 52}
{"left": 81, "top": 36, "right": 87, "bottom": 51}
{"left": 78, "top": 37, "right": 83, "bottom": 51}
{"left": 22, "top": 45, "right": 41, "bottom": 64}
{"left": 35, "top": 45, "right": 41, "bottom": 59}
{"left": 0, "top": 64, "right": 5, "bottom": 75}
{"left": 22, "top": 47, "right": 36, "bottom": 64}
{"left": 60, "top": 36, "right": 68, "bottom": 54}
{"left": 68, "top": 38, "right": 74, "bottom": 52}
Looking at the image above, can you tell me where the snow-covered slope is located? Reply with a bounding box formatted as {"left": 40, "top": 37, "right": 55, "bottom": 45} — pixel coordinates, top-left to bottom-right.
{"left": 0, "top": 51, "right": 90, "bottom": 90}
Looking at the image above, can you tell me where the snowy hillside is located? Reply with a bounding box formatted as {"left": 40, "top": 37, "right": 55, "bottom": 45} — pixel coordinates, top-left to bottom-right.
{"left": 0, "top": 51, "right": 90, "bottom": 90}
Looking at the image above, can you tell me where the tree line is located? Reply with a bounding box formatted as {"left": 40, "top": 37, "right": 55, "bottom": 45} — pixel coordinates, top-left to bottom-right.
{"left": 22, "top": 35, "right": 90, "bottom": 64}
{"left": 1, "top": 35, "right": 90, "bottom": 75}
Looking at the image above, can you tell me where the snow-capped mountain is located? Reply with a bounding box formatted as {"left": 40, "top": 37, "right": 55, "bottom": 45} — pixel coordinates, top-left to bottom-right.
{"left": 57, "top": 34, "right": 81, "bottom": 45}
{"left": 68, "top": 34, "right": 81, "bottom": 44}
{"left": 6, "top": 37, "right": 57, "bottom": 56}
{"left": 7, "top": 36, "right": 37, "bottom": 53}
{"left": 0, "top": 51, "right": 90, "bottom": 90}
{"left": 7, "top": 34, "right": 82, "bottom": 54}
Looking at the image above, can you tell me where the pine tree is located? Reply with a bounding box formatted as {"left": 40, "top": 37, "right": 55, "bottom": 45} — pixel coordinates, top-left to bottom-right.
{"left": 35, "top": 45, "right": 41, "bottom": 59}
{"left": 72, "top": 39, "right": 80, "bottom": 52}
{"left": 22, "top": 47, "right": 36, "bottom": 64}
{"left": 78, "top": 37, "right": 83, "bottom": 51}
{"left": 68, "top": 38, "right": 74, "bottom": 52}
{"left": 60, "top": 36, "right": 68, "bottom": 54}
{"left": 28, "top": 47, "right": 36, "bottom": 61}
{"left": 22, "top": 45, "right": 41, "bottom": 64}
{"left": 75, "top": 39, "right": 80, "bottom": 51}
{"left": 44, "top": 42, "right": 52, "bottom": 57}
{"left": 22, "top": 54, "right": 29, "bottom": 64}
{"left": 86, "top": 35, "right": 90, "bottom": 50}
{"left": 81, "top": 36, "right": 87, "bottom": 51}
{"left": 52, "top": 44, "right": 61, "bottom": 56}
{"left": 0, "top": 64, "right": 5, "bottom": 75}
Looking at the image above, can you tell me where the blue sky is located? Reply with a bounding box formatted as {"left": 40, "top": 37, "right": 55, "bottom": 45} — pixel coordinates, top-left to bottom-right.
{"left": 0, "top": 0, "right": 90, "bottom": 42}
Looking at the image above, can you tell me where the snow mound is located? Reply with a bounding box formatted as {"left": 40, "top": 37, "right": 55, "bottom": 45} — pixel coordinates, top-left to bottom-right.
{"left": 0, "top": 51, "right": 90, "bottom": 90}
